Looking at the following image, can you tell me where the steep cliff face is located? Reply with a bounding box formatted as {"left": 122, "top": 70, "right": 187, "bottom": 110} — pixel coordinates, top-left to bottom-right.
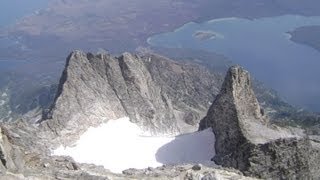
{"left": 1, "top": 53, "right": 319, "bottom": 179}
{"left": 41, "top": 51, "right": 221, "bottom": 144}
{"left": 200, "top": 66, "right": 320, "bottom": 179}
{"left": 0, "top": 53, "right": 257, "bottom": 179}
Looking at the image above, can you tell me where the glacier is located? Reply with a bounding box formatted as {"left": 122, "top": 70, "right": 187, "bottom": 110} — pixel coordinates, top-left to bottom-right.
{"left": 53, "top": 117, "right": 216, "bottom": 173}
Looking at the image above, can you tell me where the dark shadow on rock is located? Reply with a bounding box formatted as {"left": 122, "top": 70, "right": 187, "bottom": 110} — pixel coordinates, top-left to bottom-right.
{"left": 156, "top": 128, "right": 216, "bottom": 165}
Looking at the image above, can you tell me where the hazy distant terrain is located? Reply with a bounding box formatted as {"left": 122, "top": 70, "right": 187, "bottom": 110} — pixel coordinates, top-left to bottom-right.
{"left": 1, "top": 0, "right": 217, "bottom": 59}
{"left": 290, "top": 26, "right": 320, "bottom": 52}
{"left": 2, "top": 0, "right": 320, "bottom": 60}
{"left": 0, "top": 0, "right": 49, "bottom": 27}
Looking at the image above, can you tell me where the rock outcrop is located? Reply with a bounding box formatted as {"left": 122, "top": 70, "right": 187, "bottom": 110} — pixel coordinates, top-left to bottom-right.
{"left": 41, "top": 50, "right": 221, "bottom": 144}
{"left": 1, "top": 52, "right": 320, "bottom": 179}
{"left": 200, "top": 66, "right": 320, "bottom": 179}
{"left": 1, "top": 51, "right": 229, "bottom": 179}
{"left": 0, "top": 126, "right": 24, "bottom": 173}
{"left": 0, "top": 121, "right": 256, "bottom": 180}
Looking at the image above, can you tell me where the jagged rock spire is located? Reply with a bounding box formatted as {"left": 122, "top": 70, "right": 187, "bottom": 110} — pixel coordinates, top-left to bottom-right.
{"left": 218, "top": 65, "right": 266, "bottom": 123}
{"left": 200, "top": 65, "right": 319, "bottom": 179}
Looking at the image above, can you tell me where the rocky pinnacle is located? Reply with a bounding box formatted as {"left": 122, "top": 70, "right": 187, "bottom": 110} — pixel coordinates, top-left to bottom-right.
{"left": 200, "top": 66, "right": 320, "bottom": 179}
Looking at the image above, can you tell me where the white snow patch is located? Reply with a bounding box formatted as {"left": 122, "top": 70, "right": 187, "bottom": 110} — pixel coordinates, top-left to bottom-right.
{"left": 53, "top": 117, "right": 215, "bottom": 173}
{"left": 0, "top": 100, "right": 5, "bottom": 106}
{"left": 1, "top": 93, "right": 7, "bottom": 97}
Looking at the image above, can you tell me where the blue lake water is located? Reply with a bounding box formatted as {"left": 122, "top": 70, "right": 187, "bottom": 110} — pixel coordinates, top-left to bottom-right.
{"left": 0, "top": 0, "right": 49, "bottom": 27}
{"left": 0, "top": 60, "right": 27, "bottom": 71}
{"left": 148, "top": 15, "right": 320, "bottom": 112}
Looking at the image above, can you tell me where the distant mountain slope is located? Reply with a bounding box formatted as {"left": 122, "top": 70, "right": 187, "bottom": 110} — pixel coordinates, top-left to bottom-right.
{"left": 2, "top": 0, "right": 320, "bottom": 59}
{"left": 0, "top": 71, "right": 56, "bottom": 122}
{"left": 0, "top": 0, "right": 49, "bottom": 27}
{"left": 289, "top": 25, "right": 320, "bottom": 52}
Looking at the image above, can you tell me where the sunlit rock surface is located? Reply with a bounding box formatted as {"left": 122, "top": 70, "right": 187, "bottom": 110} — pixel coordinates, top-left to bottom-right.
{"left": 200, "top": 66, "right": 320, "bottom": 179}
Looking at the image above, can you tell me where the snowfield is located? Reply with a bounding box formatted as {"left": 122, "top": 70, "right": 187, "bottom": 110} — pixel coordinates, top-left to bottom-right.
{"left": 53, "top": 117, "right": 216, "bottom": 173}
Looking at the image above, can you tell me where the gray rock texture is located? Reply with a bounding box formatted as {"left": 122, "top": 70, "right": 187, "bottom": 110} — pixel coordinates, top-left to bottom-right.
{"left": 200, "top": 66, "right": 320, "bottom": 179}
{"left": 0, "top": 121, "right": 256, "bottom": 180}
{"left": 41, "top": 50, "right": 221, "bottom": 144}
{"left": 0, "top": 52, "right": 319, "bottom": 179}
{"left": 0, "top": 52, "right": 257, "bottom": 180}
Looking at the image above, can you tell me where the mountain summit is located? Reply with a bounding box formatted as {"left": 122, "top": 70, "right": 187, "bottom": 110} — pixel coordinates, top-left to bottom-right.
{"left": 0, "top": 52, "right": 320, "bottom": 179}
{"left": 200, "top": 66, "right": 320, "bottom": 179}
{"left": 40, "top": 50, "right": 221, "bottom": 144}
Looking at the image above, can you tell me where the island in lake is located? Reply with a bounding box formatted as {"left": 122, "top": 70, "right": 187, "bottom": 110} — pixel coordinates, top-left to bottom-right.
{"left": 193, "top": 31, "right": 222, "bottom": 41}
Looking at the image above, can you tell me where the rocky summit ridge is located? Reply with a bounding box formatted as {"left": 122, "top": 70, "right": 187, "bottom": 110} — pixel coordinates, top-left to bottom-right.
{"left": 0, "top": 51, "right": 253, "bottom": 179}
{"left": 40, "top": 50, "right": 221, "bottom": 145}
{"left": 0, "top": 51, "right": 319, "bottom": 179}
{"left": 200, "top": 66, "right": 320, "bottom": 179}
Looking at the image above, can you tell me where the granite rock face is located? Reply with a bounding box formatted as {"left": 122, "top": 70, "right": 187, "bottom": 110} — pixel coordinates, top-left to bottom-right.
{"left": 40, "top": 50, "right": 221, "bottom": 144}
{"left": 200, "top": 66, "right": 320, "bottom": 179}
{"left": 0, "top": 127, "right": 24, "bottom": 173}
{"left": 1, "top": 52, "right": 319, "bottom": 179}
{"left": 0, "top": 121, "right": 256, "bottom": 180}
